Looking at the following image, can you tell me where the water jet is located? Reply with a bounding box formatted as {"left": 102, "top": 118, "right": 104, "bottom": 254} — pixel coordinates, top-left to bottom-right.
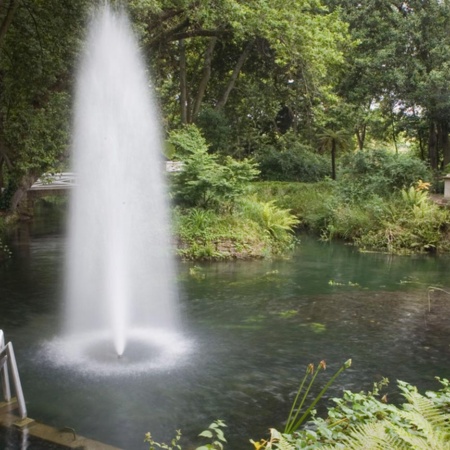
{"left": 52, "top": 3, "right": 190, "bottom": 372}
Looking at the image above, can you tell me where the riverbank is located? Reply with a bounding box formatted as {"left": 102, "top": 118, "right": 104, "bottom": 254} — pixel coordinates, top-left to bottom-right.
{"left": 251, "top": 181, "right": 450, "bottom": 255}
{"left": 2, "top": 177, "right": 450, "bottom": 261}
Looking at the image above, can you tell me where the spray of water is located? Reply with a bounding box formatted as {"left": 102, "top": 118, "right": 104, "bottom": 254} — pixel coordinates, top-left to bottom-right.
{"left": 62, "top": 4, "right": 181, "bottom": 361}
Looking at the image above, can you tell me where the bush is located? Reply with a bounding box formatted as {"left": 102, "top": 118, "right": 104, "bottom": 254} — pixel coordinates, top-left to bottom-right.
{"left": 168, "top": 125, "right": 259, "bottom": 211}
{"left": 173, "top": 207, "right": 274, "bottom": 260}
{"left": 249, "top": 181, "right": 336, "bottom": 232}
{"left": 238, "top": 196, "right": 299, "bottom": 244}
{"left": 254, "top": 137, "right": 330, "bottom": 182}
{"left": 250, "top": 180, "right": 450, "bottom": 255}
{"left": 338, "top": 149, "right": 430, "bottom": 200}
{"left": 355, "top": 189, "right": 450, "bottom": 254}
{"left": 261, "top": 377, "right": 450, "bottom": 449}
{"left": 196, "top": 108, "right": 233, "bottom": 154}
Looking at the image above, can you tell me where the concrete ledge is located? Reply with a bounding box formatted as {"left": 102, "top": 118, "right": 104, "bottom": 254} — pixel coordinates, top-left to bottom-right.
{"left": 0, "top": 399, "right": 122, "bottom": 450}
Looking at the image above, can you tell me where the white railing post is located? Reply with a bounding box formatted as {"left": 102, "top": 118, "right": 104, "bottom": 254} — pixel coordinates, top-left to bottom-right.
{"left": 0, "top": 330, "right": 27, "bottom": 419}
{"left": 0, "top": 330, "right": 11, "bottom": 401}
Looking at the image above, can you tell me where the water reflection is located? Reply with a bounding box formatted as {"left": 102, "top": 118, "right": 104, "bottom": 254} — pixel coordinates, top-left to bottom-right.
{"left": 1, "top": 204, "right": 450, "bottom": 449}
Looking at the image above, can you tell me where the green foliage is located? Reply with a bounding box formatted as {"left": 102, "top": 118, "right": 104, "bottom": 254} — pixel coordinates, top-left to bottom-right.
{"left": 0, "top": 0, "right": 90, "bottom": 208}
{"left": 249, "top": 181, "right": 333, "bottom": 226}
{"left": 250, "top": 178, "right": 450, "bottom": 255}
{"left": 196, "top": 420, "right": 227, "bottom": 450}
{"left": 238, "top": 196, "right": 299, "bottom": 243}
{"left": 174, "top": 207, "right": 269, "bottom": 260}
{"left": 356, "top": 189, "right": 450, "bottom": 254}
{"left": 145, "top": 420, "right": 227, "bottom": 450}
{"left": 168, "top": 125, "right": 209, "bottom": 158}
{"left": 196, "top": 109, "right": 233, "bottom": 154}
{"left": 262, "top": 377, "right": 450, "bottom": 450}
{"left": 145, "top": 429, "right": 182, "bottom": 450}
{"left": 169, "top": 126, "right": 259, "bottom": 210}
{"left": 173, "top": 201, "right": 298, "bottom": 260}
{"left": 255, "top": 143, "right": 330, "bottom": 182}
{"left": 338, "top": 149, "right": 431, "bottom": 200}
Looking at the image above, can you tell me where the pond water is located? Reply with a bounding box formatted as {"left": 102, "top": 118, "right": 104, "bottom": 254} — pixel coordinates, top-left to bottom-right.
{"left": 1, "top": 201, "right": 450, "bottom": 449}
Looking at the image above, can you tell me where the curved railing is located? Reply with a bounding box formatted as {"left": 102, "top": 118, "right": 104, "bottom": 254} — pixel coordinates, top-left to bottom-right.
{"left": 0, "top": 330, "right": 27, "bottom": 419}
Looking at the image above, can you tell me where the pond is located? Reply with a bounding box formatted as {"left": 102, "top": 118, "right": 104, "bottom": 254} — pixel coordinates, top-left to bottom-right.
{"left": 1, "top": 201, "right": 450, "bottom": 449}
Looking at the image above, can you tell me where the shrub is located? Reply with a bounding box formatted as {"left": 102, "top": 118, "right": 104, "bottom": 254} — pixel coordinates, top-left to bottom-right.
{"left": 249, "top": 181, "right": 334, "bottom": 227}
{"left": 356, "top": 189, "right": 450, "bottom": 254}
{"left": 238, "top": 196, "right": 300, "bottom": 244}
{"left": 262, "top": 377, "right": 450, "bottom": 449}
{"left": 254, "top": 136, "right": 330, "bottom": 182}
{"left": 196, "top": 108, "right": 233, "bottom": 154}
{"left": 169, "top": 126, "right": 259, "bottom": 211}
{"left": 338, "top": 149, "right": 430, "bottom": 200}
{"left": 321, "top": 200, "right": 386, "bottom": 241}
{"left": 168, "top": 124, "right": 208, "bottom": 158}
{"left": 174, "top": 207, "right": 274, "bottom": 260}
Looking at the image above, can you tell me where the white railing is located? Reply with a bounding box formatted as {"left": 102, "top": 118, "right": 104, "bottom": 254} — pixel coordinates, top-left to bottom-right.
{"left": 0, "top": 330, "right": 27, "bottom": 419}
{"left": 30, "top": 162, "right": 183, "bottom": 192}
{"left": 29, "top": 172, "right": 77, "bottom": 190}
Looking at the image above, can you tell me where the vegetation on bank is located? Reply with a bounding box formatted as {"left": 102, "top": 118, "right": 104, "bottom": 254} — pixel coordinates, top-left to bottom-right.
{"left": 169, "top": 130, "right": 450, "bottom": 258}
{"left": 168, "top": 125, "right": 299, "bottom": 260}
{"left": 251, "top": 149, "right": 450, "bottom": 255}
{"left": 146, "top": 368, "right": 450, "bottom": 450}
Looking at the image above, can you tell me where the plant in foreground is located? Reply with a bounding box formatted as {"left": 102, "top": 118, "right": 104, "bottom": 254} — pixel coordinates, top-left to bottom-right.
{"left": 284, "top": 359, "right": 352, "bottom": 434}
{"left": 145, "top": 420, "right": 227, "bottom": 450}
{"left": 260, "top": 377, "right": 450, "bottom": 449}
{"left": 145, "top": 371, "right": 450, "bottom": 450}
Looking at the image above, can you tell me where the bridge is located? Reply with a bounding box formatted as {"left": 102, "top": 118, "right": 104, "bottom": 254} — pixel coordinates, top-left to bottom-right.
{"left": 29, "top": 172, "right": 77, "bottom": 191}
{"left": 28, "top": 162, "right": 182, "bottom": 193}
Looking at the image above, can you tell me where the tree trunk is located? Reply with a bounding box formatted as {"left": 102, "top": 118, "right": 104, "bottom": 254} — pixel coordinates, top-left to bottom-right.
{"left": 331, "top": 140, "right": 336, "bottom": 180}
{"left": 428, "top": 121, "right": 438, "bottom": 170}
{"left": 179, "top": 39, "right": 188, "bottom": 124}
{"left": 439, "top": 121, "right": 450, "bottom": 169}
{"left": 355, "top": 124, "right": 366, "bottom": 150}
{"left": 0, "top": 156, "right": 4, "bottom": 193}
{"left": 191, "top": 36, "right": 217, "bottom": 122}
{"left": 215, "top": 40, "right": 254, "bottom": 111}
{"left": 10, "top": 172, "right": 39, "bottom": 216}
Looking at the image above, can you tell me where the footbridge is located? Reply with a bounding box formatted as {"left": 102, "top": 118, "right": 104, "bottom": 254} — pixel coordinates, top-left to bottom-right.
{"left": 29, "top": 172, "right": 77, "bottom": 192}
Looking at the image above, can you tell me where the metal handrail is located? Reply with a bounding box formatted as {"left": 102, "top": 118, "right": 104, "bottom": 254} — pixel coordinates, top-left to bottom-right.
{"left": 0, "top": 330, "right": 10, "bottom": 401}
{"left": 0, "top": 330, "right": 27, "bottom": 419}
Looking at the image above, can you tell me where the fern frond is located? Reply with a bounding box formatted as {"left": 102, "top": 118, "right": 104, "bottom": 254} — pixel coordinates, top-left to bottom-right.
{"left": 400, "top": 383, "right": 450, "bottom": 436}
{"left": 389, "top": 419, "right": 450, "bottom": 450}
{"left": 265, "top": 429, "right": 295, "bottom": 450}
{"left": 340, "top": 421, "right": 401, "bottom": 450}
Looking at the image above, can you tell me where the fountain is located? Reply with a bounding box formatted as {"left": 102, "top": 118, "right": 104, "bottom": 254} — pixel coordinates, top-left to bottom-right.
{"left": 45, "top": 3, "right": 190, "bottom": 375}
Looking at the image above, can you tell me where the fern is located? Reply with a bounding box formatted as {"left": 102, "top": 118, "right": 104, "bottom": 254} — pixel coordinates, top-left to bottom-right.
{"left": 326, "top": 381, "right": 450, "bottom": 449}
{"left": 341, "top": 421, "right": 401, "bottom": 450}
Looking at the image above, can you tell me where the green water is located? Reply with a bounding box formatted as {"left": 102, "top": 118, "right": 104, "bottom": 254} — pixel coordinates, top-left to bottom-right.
{"left": 1, "top": 202, "right": 450, "bottom": 449}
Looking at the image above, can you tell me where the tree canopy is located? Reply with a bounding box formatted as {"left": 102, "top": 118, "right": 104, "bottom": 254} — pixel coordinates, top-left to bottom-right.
{"left": 1, "top": 0, "right": 450, "bottom": 211}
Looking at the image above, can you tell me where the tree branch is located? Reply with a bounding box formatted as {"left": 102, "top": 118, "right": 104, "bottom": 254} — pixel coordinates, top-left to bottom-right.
{"left": 192, "top": 36, "right": 218, "bottom": 121}
{"left": 0, "top": 0, "right": 19, "bottom": 48}
{"left": 215, "top": 39, "right": 254, "bottom": 111}
{"left": 171, "top": 29, "right": 227, "bottom": 41}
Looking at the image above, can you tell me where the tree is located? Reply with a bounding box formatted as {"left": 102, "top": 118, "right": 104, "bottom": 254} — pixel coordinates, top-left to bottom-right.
{"left": 130, "top": 0, "right": 349, "bottom": 144}
{"left": 317, "top": 128, "right": 352, "bottom": 180}
{"left": 326, "top": 0, "right": 450, "bottom": 170}
{"left": 0, "top": 0, "right": 89, "bottom": 212}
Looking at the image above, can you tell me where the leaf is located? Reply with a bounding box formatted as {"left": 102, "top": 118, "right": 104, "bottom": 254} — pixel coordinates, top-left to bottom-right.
{"left": 198, "top": 430, "right": 213, "bottom": 438}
